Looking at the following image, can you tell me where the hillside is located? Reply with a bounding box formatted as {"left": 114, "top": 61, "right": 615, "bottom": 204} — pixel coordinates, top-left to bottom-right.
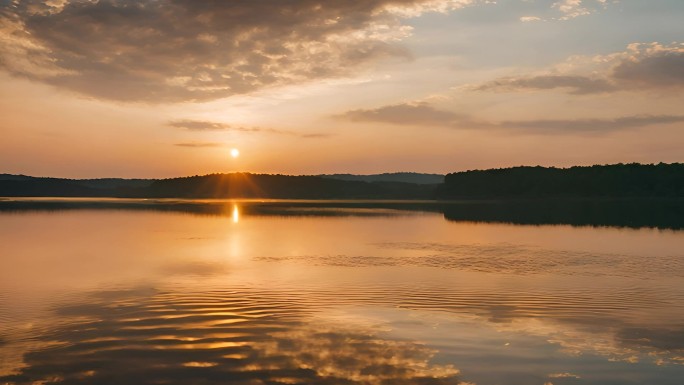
{"left": 0, "top": 173, "right": 436, "bottom": 199}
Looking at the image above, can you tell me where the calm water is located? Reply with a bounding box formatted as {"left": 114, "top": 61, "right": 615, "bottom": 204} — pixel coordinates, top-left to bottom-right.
{"left": 1, "top": 199, "right": 683, "bottom": 385}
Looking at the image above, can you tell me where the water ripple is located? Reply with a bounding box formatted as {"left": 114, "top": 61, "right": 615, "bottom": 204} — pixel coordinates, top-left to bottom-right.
{"left": 256, "top": 241, "right": 684, "bottom": 279}
{"left": 0, "top": 289, "right": 461, "bottom": 385}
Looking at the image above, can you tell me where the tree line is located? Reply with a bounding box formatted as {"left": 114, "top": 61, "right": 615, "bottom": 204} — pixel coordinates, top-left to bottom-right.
{"left": 439, "top": 163, "right": 684, "bottom": 198}
{"left": 1, "top": 163, "right": 682, "bottom": 199}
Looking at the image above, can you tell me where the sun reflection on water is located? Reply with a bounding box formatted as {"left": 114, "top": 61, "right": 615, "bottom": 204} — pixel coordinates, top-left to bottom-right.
{"left": 232, "top": 204, "right": 239, "bottom": 224}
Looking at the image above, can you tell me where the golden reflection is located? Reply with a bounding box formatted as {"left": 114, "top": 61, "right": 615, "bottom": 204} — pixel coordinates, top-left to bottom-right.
{"left": 232, "top": 204, "right": 239, "bottom": 223}
{"left": 183, "top": 362, "right": 218, "bottom": 368}
{"left": 0, "top": 289, "right": 462, "bottom": 385}
{"left": 257, "top": 325, "right": 460, "bottom": 383}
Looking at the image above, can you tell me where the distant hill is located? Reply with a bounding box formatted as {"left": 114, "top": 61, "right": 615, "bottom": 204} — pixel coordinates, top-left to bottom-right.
{"left": 319, "top": 173, "right": 443, "bottom": 185}
{"left": 0, "top": 174, "right": 36, "bottom": 181}
{"left": 0, "top": 178, "right": 105, "bottom": 197}
{"left": 0, "top": 174, "right": 154, "bottom": 189}
{"left": 0, "top": 173, "right": 436, "bottom": 199}
{"left": 146, "top": 174, "right": 435, "bottom": 199}
{"left": 0, "top": 175, "right": 154, "bottom": 197}
{"left": 439, "top": 163, "right": 684, "bottom": 198}
{"left": 77, "top": 178, "right": 154, "bottom": 190}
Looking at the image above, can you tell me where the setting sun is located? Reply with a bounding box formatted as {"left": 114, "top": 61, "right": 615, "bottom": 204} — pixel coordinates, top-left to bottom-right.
{"left": 230, "top": 148, "right": 240, "bottom": 158}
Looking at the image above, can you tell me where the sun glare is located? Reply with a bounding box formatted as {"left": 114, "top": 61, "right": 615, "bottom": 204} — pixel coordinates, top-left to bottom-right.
{"left": 232, "top": 204, "right": 239, "bottom": 223}
{"left": 230, "top": 148, "right": 240, "bottom": 158}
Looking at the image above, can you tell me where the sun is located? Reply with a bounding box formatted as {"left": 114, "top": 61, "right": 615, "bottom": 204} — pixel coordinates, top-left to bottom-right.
{"left": 230, "top": 148, "right": 240, "bottom": 158}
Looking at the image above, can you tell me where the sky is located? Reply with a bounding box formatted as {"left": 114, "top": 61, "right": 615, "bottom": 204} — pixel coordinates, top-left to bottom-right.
{"left": 1, "top": 0, "right": 683, "bottom": 178}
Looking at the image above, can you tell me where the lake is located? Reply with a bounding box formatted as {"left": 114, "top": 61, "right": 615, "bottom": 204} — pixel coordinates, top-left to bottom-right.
{"left": 1, "top": 199, "right": 683, "bottom": 385}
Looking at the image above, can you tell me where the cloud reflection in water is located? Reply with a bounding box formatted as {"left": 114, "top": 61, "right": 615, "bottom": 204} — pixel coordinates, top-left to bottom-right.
{"left": 0, "top": 288, "right": 460, "bottom": 385}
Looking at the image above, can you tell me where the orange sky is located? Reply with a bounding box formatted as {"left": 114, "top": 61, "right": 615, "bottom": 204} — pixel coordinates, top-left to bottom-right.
{"left": 1, "top": 0, "right": 683, "bottom": 178}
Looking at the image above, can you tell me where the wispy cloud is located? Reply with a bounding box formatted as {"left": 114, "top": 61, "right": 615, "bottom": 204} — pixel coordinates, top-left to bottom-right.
{"left": 338, "top": 103, "right": 684, "bottom": 133}
{"left": 168, "top": 119, "right": 331, "bottom": 138}
{"left": 520, "top": 0, "right": 616, "bottom": 22}
{"left": 474, "top": 75, "right": 616, "bottom": 94}
{"left": 339, "top": 103, "right": 471, "bottom": 126}
{"left": 519, "top": 16, "right": 542, "bottom": 22}
{"left": 553, "top": 0, "right": 592, "bottom": 20}
{"left": 174, "top": 142, "right": 223, "bottom": 148}
{"left": 168, "top": 120, "right": 258, "bottom": 132}
{"left": 548, "top": 372, "right": 581, "bottom": 379}
{"left": 300, "top": 133, "right": 334, "bottom": 139}
{"left": 499, "top": 115, "right": 684, "bottom": 132}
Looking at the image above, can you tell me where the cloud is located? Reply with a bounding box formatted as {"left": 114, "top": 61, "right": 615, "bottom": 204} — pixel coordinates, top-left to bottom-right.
{"left": 168, "top": 120, "right": 258, "bottom": 132}
{"left": 548, "top": 372, "right": 581, "bottom": 379}
{"left": 519, "top": 16, "right": 542, "bottom": 22}
{"left": 474, "top": 75, "right": 616, "bottom": 94}
{"left": 552, "top": 0, "right": 591, "bottom": 20}
{"left": 300, "top": 133, "right": 334, "bottom": 139}
{"left": 0, "top": 0, "right": 480, "bottom": 103}
{"left": 0, "top": 288, "right": 461, "bottom": 385}
{"left": 338, "top": 103, "right": 684, "bottom": 133}
{"left": 520, "top": 0, "right": 615, "bottom": 22}
{"left": 474, "top": 42, "right": 684, "bottom": 94}
{"left": 168, "top": 119, "right": 330, "bottom": 138}
{"left": 338, "top": 102, "right": 470, "bottom": 126}
{"left": 552, "top": 0, "right": 614, "bottom": 20}
{"left": 174, "top": 142, "right": 223, "bottom": 148}
{"left": 612, "top": 44, "right": 684, "bottom": 87}
{"left": 169, "top": 120, "right": 231, "bottom": 131}
{"left": 499, "top": 115, "right": 684, "bottom": 132}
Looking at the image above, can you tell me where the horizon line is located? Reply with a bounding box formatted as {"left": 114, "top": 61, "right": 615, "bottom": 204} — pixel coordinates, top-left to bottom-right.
{"left": 2, "top": 161, "right": 682, "bottom": 181}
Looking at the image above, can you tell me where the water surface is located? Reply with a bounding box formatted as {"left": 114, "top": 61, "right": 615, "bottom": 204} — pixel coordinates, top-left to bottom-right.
{"left": 1, "top": 199, "right": 683, "bottom": 385}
